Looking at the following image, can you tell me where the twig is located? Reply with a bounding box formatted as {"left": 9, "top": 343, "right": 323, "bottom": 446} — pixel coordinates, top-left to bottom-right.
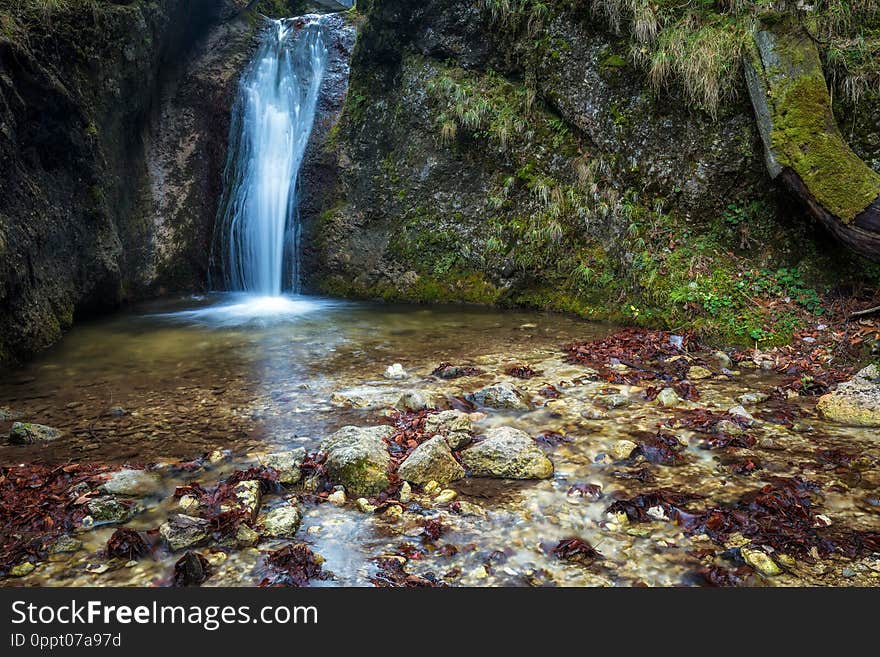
{"left": 849, "top": 305, "right": 880, "bottom": 319}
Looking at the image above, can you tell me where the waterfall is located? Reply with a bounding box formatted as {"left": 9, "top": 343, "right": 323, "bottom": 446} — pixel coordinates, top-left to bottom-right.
{"left": 212, "top": 16, "right": 329, "bottom": 297}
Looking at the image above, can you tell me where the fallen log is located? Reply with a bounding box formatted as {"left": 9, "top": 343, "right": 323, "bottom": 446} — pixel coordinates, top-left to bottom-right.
{"left": 744, "top": 14, "right": 880, "bottom": 262}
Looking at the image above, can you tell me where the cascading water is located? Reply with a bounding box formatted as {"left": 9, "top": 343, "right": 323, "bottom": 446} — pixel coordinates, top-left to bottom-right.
{"left": 212, "top": 15, "right": 329, "bottom": 297}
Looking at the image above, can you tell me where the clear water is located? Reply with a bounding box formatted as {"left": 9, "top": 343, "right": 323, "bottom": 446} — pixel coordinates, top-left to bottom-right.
{"left": 0, "top": 296, "right": 878, "bottom": 587}
{"left": 212, "top": 17, "right": 329, "bottom": 295}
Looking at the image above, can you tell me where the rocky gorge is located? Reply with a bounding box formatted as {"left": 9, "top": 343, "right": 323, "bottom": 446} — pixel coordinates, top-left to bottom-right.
{"left": 0, "top": 0, "right": 879, "bottom": 588}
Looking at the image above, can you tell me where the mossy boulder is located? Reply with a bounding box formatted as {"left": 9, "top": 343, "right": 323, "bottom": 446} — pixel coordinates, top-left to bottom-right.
{"left": 320, "top": 425, "right": 394, "bottom": 496}
{"left": 9, "top": 422, "right": 62, "bottom": 444}
{"left": 817, "top": 364, "right": 880, "bottom": 428}
{"left": 461, "top": 426, "right": 553, "bottom": 479}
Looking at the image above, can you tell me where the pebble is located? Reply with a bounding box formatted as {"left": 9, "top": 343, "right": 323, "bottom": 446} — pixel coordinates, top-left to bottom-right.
{"left": 741, "top": 547, "right": 781, "bottom": 576}
{"left": 423, "top": 481, "right": 440, "bottom": 495}
{"left": 9, "top": 562, "right": 35, "bottom": 577}
{"left": 434, "top": 489, "right": 457, "bottom": 503}
{"left": 384, "top": 363, "right": 408, "bottom": 380}
{"left": 356, "top": 498, "right": 376, "bottom": 513}
{"left": 399, "top": 481, "right": 412, "bottom": 503}
{"left": 328, "top": 490, "right": 346, "bottom": 506}
{"left": 609, "top": 439, "right": 638, "bottom": 460}
{"left": 687, "top": 366, "right": 713, "bottom": 380}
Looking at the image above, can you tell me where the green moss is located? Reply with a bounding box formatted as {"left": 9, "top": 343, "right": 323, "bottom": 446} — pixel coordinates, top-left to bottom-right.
{"left": 770, "top": 72, "right": 880, "bottom": 223}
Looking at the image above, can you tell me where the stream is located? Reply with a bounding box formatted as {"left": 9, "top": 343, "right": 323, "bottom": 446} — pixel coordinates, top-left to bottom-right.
{"left": 1, "top": 294, "right": 878, "bottom": 587}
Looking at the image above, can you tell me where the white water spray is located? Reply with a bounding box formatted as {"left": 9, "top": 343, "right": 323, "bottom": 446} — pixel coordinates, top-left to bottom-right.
{"left": 213, "top": 16, "right": 329, "bottom": 296}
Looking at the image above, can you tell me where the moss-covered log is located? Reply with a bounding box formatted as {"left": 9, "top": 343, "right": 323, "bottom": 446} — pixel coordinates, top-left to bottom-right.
{"left": 744, "top": 15, "right": 880, "bottom": 262}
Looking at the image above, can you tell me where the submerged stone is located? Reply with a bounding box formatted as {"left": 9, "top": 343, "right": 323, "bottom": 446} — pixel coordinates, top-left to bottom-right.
{"left": 86, "top": 496, "right": 130, "bottom": 524}
{"left": 461, "top": 426, "right": 553, "bottom": 479}
{"left": 321, "top": 425, "right": 393, "bottom": 496}
{"left": 101, "top": 468, "right": 162, "bottom": 497}
{"left": 9, "top": 422, "right": 61, "bottom": 444}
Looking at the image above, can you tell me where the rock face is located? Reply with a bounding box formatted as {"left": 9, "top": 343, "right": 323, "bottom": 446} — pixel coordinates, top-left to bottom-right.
{"left": 0, "top": 2, "right": 353, "bottom": 367}
{"left": 397, "top": 435, "right": 465, "bottom": 485}
{"left": 817, "top": 364, "right": 880, "bottom": 428}
{"left": 9, "top": 422, "right": 61, "bottom": 444}
{"left": 461, "top": 426, "right": 553, "bottom": 479}
{"left": 0, "top": 0, "right": 235, "bottom": 367}
{"left": 320, "top": 425, "right": 393, "bottom": 495}
{"left": 309, "top": 1, "right": 773, "bottom": 308}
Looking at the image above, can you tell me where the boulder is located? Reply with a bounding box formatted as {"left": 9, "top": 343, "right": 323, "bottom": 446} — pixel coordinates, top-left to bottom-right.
{"left": 9, "top": 422, "right": 61, "bottom": 444}
{"left": 468, "top": 382, "right": 529, "bottom": 410}
{"left": 263, "top": 449, "right": 306, "bottom": 485}
{"left": 261, "top": 505, "right": 302, "bottom": 539}
{"left": 397, "top": 436, "right": 465, "bottom": 485}
{"left": 160, "top": 514, "right": 212, "bottom": 551}
{"left": 424, "top": 409, "right": 473, "bottom": 448}
{"left": 321, "top": 425, "right": 393, "bottom": 496}
{"left": 817, "top": 364, "right": 880, "bottom": 427}
{"left": 101, "top": 468, "right": 161, "bottom": 497}
{"left": 461, "top": 426, "right": 553, "bottom": 479}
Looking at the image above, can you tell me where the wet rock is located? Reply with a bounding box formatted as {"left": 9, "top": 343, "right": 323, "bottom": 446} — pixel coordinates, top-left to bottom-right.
{"left": 173, "top": 551, "right": 211, "bottom": 587}
{"left": 687, "top": 366, "right": 713, "bottom": 380}
{"left": 737, "top": 392, "right": 769, "bottom": 406}
{"left": 261, "top": 505, "right": 302, "bottom": 539}
{"left": 9, "top": 562, "right": 35, "bottom": 577}
{"left": 328, "top": 489, "right": 346, "bottom": 506}
{"left": 727, "top": 405, "right": 755, "bottom": 424}
{"left": 263, "top": 449, "right": 306, "bottom": 485}
{"left": 356, "top": 498, "right": 376, "bottom": 513}
{"left": 101, "top": 468, "right": 161, "bottom": 497}
{"left": 424, "top": 409, "right": 473, "bottom": 449}
{"left": 321, "top": 425, "right": 394, "bottom": 496}
{"left": 395, "top": 390, "right": 436, "bottom": 411}
{"left": 178, "top": 495, "right": 200, "bottom": 514}
{"left": 221, "top": 480, "right": 261, "bottom": 521}
{"left": 655, "top": 387, "right": 680, "bottom": 407}
{"left": 399, "top": 481, "right": 412, "bottom": 503}
{"left": 467, "top": 382, "right": 529, "bottom": 410}
{"left": 384, "top": 363, "right": 408, "bottom": 379}
{"left": 713, "top": 351, "right": 733, "bottom": 369}
{"left": 0, "top": 406, "right": 21, "bottom": 421}
{"left": 461, "top": 426, "right": 553, "bottom": 479}
{"left": 160, "top": 514, "right": 212, "bottom": 551}
{"left": 9, "top": 421, "right": 61, "bottom": 444}
{"left": 817, "top": 364, "right": 880, "bottom": 427}
{"left": 434, "top": 489, "right": 457, "bottom": 504}
{"left": 107, "top": 406, "right": 126, "bottom": 417}
{"left": 598, "top": 393, "right": 630, "bottom": 409}
{"left": 398, "top": 436, "right": 465, "bottom": 486}
{"left": 49, "top": 535, "right": 83, "bottom": 555}
{"left": 331, "top": 386, "right": 397, "bottom": 409}
{"left": 86, "top": 496, "right": 130, "bottom": 524}
{"left": 231, "top": 525, "right": 259, "bottom": 548}
{"left": 609, "top": 439, "right": 638, "bottom": 461}
{"left": 741, "top": 547, "right": 781, "bottom": 576}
